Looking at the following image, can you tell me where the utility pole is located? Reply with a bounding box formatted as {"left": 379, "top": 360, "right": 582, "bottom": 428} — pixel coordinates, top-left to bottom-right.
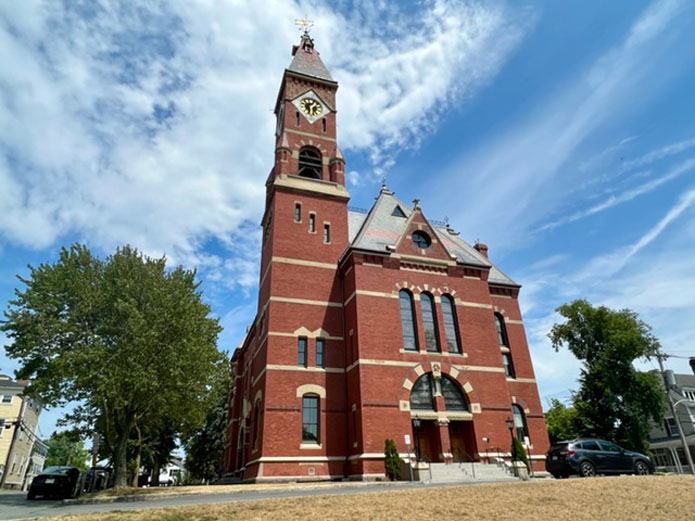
{"left": 656, "top": 353, "right": 695, "bottom": 474}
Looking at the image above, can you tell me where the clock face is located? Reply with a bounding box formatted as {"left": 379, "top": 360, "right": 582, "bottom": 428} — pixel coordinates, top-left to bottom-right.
{"left": 300, "top": 98, "right": 323, "bottom": 117}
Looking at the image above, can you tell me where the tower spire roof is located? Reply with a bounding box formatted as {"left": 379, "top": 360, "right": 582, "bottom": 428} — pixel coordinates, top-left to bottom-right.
{"left": 288, "top": 32, "right": 334, "bottom": 82}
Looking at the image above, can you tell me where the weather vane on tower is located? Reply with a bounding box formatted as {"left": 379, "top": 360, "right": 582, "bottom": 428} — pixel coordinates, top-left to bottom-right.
{"left": 295, "top": 17, "right": 314, "bottom": 34}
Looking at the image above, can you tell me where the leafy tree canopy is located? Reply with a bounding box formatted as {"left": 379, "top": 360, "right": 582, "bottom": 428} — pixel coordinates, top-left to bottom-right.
{"left": 45, "top": 430, "right": 90, "bottom": 470}
{"left": 548, "top": 299, "right": 664, "bottom": 453}
{"left": 544, "top": 399, "right": 578, "bottom": 444}
{"left": 183, "top": 367, "right": 231, "bottom": 483}
{"left": 2, "top": 244, "right": 224, "bottom": 486}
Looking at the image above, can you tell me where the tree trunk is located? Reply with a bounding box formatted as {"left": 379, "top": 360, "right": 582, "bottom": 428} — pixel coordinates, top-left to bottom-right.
{"left": 151, "top": 460, "right": 161, "bottom": 487}
{"left": 130, "top": 424, "right": 142, "bottom": 487}
{"left": 112, "top": 418, "right": 135, "bottom": 488}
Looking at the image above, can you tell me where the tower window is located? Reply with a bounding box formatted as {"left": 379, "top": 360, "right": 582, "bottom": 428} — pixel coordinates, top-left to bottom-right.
{"left": 298, "top": 337, "right": 307, "bottom": 367}
{"left": 512, "top": 404, "right": 529, "bottom": 442}
{"left": 294, "top": 203, "right": 301, "bottom": 222}
{"left": 323, "top": 223, "right": 330, "bottom": 243}
{"left": 252, "top": 402, "right": 261, "bottom": 451}
{"left": 298, "top": 147, "right": 322, "bottom": 179}
{"left": 316, "top": 338, "right": 325, "bottom": 367}
{"left": 309, "top": 213, "right": 316, "bottom": 233}
{"left": 494, "top": 313, "right": 509, "bottom": 346}
{"left": 302, "top": 394, "right": 320, "bottom": 443}
{"left": 296, "top": 111, "right": 300, "bottom": 126}
{"left": 502, "top": 352, "right": 515, "bottom": 378}
{"left": 322, "top": 118, "right": 326, "bottom": 133}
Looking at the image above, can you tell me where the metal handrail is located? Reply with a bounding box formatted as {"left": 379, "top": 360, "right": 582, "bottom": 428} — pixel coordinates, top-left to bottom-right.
{"left": 419, "top": 455, "right": 433, "bottom": 483}
{"left": 451, "top": 447, "right": 476, "bottom": 479}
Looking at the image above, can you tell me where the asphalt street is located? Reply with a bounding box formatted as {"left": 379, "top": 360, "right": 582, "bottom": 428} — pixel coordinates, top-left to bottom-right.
{"left": 0, "top": 482, "right": 432, "bottom": 520}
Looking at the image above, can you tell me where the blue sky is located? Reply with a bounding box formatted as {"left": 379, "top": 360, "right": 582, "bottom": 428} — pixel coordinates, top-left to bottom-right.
{"left": 1, "top": 0, "right": 694, "bottom": 439}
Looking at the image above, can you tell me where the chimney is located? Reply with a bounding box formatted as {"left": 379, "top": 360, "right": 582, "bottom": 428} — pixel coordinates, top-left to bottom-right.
{"left": 474, "top": 242, "right": 488, "bottom": 258}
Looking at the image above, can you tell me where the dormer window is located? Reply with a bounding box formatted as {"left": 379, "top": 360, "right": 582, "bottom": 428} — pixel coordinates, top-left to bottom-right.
{"left": 298, "top": 147, "right": 322, "bottom": 179}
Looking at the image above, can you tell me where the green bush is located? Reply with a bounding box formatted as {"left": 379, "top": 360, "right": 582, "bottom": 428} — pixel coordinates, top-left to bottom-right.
{"left": 511, "top": 437, "right": 530, "bottom": 470}
{"left": 384, "top": 439, "right": 401, "bottom": 481}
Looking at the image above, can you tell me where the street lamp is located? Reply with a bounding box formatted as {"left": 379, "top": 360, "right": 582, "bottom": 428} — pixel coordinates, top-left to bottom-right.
{"left": 412, "top": 418, "right": 422, "bottom": 462}
{"left": 505, "top": 417, "right": 516, "bottom": 464}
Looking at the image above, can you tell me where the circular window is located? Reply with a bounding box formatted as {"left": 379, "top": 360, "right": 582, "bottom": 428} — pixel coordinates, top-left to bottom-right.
{"left": 412, "top": 231, "right": 431, "bottom": 249}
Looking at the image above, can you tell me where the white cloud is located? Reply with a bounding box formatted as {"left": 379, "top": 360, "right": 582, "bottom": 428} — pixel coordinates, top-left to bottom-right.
{"left": 0, "top": 0, "right": 530, "bottom": 288}
{"left": 573, "top": 187, "right": 695, "bottom": 282}
{"left": 540, "top": 157, "right": 695, "bottom": 231}
{"left": 523, "top": 186, "right": 695, "bottom": 402}
{"left": 427, "top": 0, "right": 691, "bottom": 249}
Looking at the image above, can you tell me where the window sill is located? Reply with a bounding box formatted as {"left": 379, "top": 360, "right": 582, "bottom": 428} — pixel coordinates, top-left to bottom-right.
{"left": 399, "top": 349, "right": 467, "bottom": 357}
{"left": 500, "top": 346, "right": 510, "bottom": 353}
{"left": 300, "top": 442, "right": 323, "bottom": 450}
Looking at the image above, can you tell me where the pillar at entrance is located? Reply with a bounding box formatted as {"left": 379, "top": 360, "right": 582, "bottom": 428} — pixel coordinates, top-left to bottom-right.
{"left": 437, "top": 420, "right": 453, "bottom": 463}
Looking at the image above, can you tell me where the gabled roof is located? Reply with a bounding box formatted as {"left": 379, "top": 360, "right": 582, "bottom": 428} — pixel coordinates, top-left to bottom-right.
{"left": 346, "top": 187, "right": 518, "bottom": 286}
{"left": 288, "top": 33, "right": 334, "bottom": 82}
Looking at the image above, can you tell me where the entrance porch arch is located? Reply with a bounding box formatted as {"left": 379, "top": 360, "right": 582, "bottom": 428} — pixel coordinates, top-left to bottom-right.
{"left": 399, "top": 362, "right": 481, "bottom": 463}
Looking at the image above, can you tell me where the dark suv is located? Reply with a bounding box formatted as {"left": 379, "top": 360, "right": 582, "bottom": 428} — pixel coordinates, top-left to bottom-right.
{"left": 546, "top": 438, "right": 654, "bottom": 478}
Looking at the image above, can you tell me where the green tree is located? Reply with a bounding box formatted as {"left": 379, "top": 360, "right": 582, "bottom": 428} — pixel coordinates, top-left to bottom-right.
{"left": 544, "top": 399, "right": 578, "bottom": 444}
{"left": 45, "top": 431, "right": 90, "bottom": 470}
{"left": 384, "top": 439, "right": 401, "bottom": 481}
{"left": 2, "top": 244, "right": 224, "bottom": 487}
{"left": 548, "top": 299, "right": 664, "bottom": 453}
{"left": 183, "top": 385, "right": 230, "bottom": 483}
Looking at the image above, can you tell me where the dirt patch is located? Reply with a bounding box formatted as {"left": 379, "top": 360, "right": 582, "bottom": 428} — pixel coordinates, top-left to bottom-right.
{"left": 41, "top": 475, "right": 695, "bottom": 520}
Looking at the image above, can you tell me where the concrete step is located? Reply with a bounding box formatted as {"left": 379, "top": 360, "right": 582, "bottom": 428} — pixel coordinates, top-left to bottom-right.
{"left": 425, "top": 462, "right": 516, "bottom": 484}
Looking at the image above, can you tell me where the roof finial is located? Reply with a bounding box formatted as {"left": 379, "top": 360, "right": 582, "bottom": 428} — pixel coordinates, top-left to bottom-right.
{"left": 379, "top": 173, "right": 387, "bottom": 187}
{"left": 295, "top": 17, "right": 314, "bottom": 35}
{"left": 412, "top": 198, "right": 421, "bottom": 210}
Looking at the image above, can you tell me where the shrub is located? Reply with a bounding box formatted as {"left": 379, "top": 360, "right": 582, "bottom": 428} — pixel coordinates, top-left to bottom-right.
{"left": 384, "top": 439, "right": 401, "bottom": 481}
{"left": 511, "top": 437, "right": 530, "bottom": 470}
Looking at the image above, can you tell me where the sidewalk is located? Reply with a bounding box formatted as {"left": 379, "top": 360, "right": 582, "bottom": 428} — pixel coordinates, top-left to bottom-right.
{"left": 63, "top": 480, "right": 412, "bottom": 506}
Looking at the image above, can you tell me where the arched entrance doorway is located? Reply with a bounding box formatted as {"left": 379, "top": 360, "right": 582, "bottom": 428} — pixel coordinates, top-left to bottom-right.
{"left": 409, "top": 371, "right": 477, "bottom": 463}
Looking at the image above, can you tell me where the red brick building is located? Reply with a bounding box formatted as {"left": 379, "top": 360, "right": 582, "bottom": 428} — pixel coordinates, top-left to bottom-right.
{"left": 224, "top": 32, "right": 549, "bottom": 481}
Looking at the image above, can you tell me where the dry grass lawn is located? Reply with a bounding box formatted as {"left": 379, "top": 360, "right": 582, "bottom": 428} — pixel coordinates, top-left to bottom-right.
{"left": 45, "top": 475, "right": 694, "bottom": 521}
{"left": 85, "top": 482, "right": 324, "bottom": 498}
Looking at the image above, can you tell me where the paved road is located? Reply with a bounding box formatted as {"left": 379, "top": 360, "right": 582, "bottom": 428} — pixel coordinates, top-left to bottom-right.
{"left": 0, "top": 482, "right": 435, "bottom": 520}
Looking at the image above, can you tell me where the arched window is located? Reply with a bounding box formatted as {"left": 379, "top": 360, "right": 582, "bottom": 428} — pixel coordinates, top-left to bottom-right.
{"left": 399, "top": 290, "right": 418, "bottom": 351}
{"left": 512, "top": 404, "right": 529, "bottom": 442}
{"left": 441, "top": 294, "right": 461, "bottom": 353}
{"left": 410, "top": 373, "right": 434, "bottom": 410}
{"left": 252, "top": 403, "right": 262, "bottom": 451}
{"left": 441, "top": 375, "right": 468, "bottom": 411}
{"left": 421, "top": 292, "right": 440, "bottom": 352}
{"left": 302, "top": 394, "right": 320, "bottom": 443}
{"left": 298, "top": 147, "right": 322, "bottom": 179}
{"left": 494, "top": 313, "right": 508, "bottom": 346}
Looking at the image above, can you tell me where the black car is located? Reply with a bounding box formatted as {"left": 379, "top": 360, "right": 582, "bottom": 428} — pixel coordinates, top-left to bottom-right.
{"left": 27, "top": 466, "right": 83, "bottom": 499}
{"left": 546, "top": 438, "right": 655, "bottom": 478}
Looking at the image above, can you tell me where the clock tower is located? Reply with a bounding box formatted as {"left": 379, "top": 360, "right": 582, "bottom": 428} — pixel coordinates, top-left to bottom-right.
{"left": 238, "top": 31, "right": 350, "bottom": 481}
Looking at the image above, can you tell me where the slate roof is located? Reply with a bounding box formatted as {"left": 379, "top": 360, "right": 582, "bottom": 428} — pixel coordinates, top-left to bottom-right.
{"left": 347, "top": 187, "right": 518, "bottom": 286}
{"left": 288, "top": 34, "right": 334, "bottom": 82}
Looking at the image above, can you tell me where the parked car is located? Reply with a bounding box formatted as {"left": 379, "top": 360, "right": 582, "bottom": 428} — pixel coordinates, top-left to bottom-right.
{"left": 546, "top": 438, "right": 655, "bottom": 478}
{"left": 84, "top": 466, "right": 112, "bottom": 493}
{"left": 27, "top": 466, "right": 84, "bottom": 499}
